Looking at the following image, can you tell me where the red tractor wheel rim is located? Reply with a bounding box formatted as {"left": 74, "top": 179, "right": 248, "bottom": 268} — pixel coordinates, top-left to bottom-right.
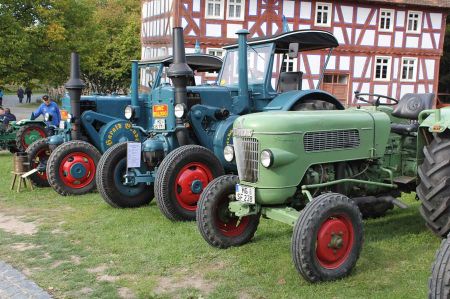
{"left": 215, "top": 196, "right": 250, "bottom": 237}
{"left": 174, "top": 162, "right": 214, "bottom": 211}
{"left": 32, "top": 148, "right": 49, "bottom": 180}
{"left": 58, "top": 152, "right": 96, "bottom": 189}
{"left": 316, "top": 214, "right": 354, "bottom": 269}
{"left": 21, "top": 127, "right": 46, "bottom": 149}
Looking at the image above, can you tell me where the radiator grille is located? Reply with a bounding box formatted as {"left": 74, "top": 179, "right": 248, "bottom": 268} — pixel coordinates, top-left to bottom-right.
{"left": 304, "top": 129, "right": 360, "bottom": 152}
{"left": 234, "top": 137, "right": 259, "bottom": 183}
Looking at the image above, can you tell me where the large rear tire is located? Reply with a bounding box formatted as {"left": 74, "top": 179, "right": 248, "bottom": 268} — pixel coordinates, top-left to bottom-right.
{"left": 96, "top": 142, "right": 154, "bottom": 208}
{"left": 429, "top": 236, "right": 450, "bottom": 299}
{"left": 292, "top": 193, "right": 363, "bottom": 282}
{"left": 47, "top": 140, "right": 101, "bottom": 196}
{"left": 155, "top": 145, "right": 225, "bottom": 221}
{"left": 417, "top": 133, "right": 450, "bottom": 237}
{"left": 26, "top": 138, "right": 51, "bottom": 187}
{"left": 197, "top": 175, "right": 260, "bottom": 248}
{"left": 16, "top": 124, "right": 47, "bottom": 151}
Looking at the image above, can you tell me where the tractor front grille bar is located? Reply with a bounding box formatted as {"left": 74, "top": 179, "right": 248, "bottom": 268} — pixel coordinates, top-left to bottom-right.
{"left": 234, "top": 136, "right": 259, "bottom": 183}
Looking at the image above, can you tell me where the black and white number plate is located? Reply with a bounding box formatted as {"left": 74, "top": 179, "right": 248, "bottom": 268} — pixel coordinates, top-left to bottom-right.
{"left": 235, "top": 184, "right": 255, "bottom": 204}
{"left": 153, "top": 119, "right": 166, "bottom": 130}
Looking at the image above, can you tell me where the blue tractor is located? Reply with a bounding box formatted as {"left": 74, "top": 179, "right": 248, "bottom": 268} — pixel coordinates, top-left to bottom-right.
{"left": 96, "top": 27, "right": 343, "bottom": 220}
{"left": 27, "top": 52, "right": 222, "bottom": 196}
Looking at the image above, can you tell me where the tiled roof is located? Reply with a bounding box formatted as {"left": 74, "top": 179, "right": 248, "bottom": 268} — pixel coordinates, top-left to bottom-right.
{"left": 359, "top": 0, "right": 450, "bottom": 9}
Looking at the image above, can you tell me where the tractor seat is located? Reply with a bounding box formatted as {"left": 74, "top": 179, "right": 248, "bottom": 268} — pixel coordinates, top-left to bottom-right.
{"left": 278, "top": 71, "right": 303, "bottom": 92}
{"left": 390, "top": 93, "right": 434, "bottom": 135}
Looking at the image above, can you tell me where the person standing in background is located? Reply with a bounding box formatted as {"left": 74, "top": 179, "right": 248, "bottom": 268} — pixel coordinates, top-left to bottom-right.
{"left": 25, "top": 86, "right": 32, "bottom": 103}
{"left": 17, "top": 87, "right": 24, "bottom": 103}
{"left": 0, "top": 88, "right": 3, "bottom": 107}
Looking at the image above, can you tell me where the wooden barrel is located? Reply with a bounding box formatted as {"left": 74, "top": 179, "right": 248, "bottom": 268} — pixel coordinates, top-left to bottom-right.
{"left": 13, "top": 152, "right": 30, "bottom": 173}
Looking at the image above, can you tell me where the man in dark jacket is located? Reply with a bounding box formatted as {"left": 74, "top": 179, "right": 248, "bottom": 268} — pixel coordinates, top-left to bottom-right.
{"left": 25, "top": 87, "right": 32, "bottom": 103}
{"left": 0, "top": 108, "right": 16, "bottom": 125}
{"left": 17, "top": 87, "right": 24, "bottom": 103}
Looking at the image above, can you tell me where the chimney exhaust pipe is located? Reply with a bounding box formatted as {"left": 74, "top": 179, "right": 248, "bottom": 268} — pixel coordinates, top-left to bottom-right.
{"left": 167, "top": 27, "right": 193, "bottom": 146}
{"left": 65, "top": 52, "right": 85, "bottom": 140}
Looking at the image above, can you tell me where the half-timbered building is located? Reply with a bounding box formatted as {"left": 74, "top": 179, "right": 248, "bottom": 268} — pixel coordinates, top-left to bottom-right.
{"left": 141, "top": 0, "right": 448, "bottom": 105}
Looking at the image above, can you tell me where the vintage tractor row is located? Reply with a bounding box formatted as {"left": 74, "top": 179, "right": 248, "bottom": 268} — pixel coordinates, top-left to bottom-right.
{"left": 1, "top": 119, "right": 48, "bottom": 153}
{"left": 97, "top": 27, "right": 349, "bottom": 220}
{"left": 26, "top": 52, "right": 222, "bottom": 196}
{"left": 195, "top": 91, "right": 450, "bottom": 283}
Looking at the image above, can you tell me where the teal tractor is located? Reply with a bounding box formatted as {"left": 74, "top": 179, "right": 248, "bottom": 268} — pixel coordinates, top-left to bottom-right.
{"left": 26, "top": 52, "right": 222, "bottom": 196}
{"left": 196, "top": 92, "right": 449, "bottom": 282}
{"left": 97, "top": 27, "right": 345, "bottom": 220}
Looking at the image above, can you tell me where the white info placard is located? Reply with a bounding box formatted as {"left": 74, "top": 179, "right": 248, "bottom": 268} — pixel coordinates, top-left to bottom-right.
{"left": 126, "top": 142, "right": 141, "bottom": 168}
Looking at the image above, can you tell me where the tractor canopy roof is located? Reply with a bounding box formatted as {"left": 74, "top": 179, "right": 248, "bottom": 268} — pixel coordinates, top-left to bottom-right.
{"left": 223, "top": 29, "right": 339, "bottom": 53}
{"left": 139, "top": 54, "right": 222, "bottom": 72}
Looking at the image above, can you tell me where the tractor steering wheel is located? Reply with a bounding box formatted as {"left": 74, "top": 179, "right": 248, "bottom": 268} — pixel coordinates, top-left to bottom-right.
{"left": 354, "top": 91, "right": 399, "bottom": 106}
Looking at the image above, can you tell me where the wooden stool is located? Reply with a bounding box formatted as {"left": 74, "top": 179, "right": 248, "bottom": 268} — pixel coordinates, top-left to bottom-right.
{"left": 10, "top": 171, "right": 34, "bottom": 192}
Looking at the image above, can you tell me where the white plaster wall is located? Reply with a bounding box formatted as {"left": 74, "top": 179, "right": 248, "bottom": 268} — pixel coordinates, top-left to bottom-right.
{"left": 300, "top": 1, "right": 311, "bottom": 19}
{"left": 227, "top": 24, "right": 243, "bottom": 38}
{"left": 357, "top": 7, "right": 370, "bottom": 24}
{"left": 353, "top": 57, "right": 366, "bottom": 78}
{"left": 283, "top": 0, "right": 295, "bottom": 18}
{"left": 206, "top": 24, "right": 222, "bottom": 37}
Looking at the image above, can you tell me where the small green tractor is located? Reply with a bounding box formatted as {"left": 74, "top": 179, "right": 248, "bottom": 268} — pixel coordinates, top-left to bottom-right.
{"left": 196, "top": 92, "right": 449, "bottom": 282}
{"left": 0, "top": 119, "right": 48, "bottom": 153}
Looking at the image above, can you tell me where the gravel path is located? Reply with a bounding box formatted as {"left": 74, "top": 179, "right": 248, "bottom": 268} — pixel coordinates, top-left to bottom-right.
{"left": 0, "top": 261, "right": 51, "bottom": 298}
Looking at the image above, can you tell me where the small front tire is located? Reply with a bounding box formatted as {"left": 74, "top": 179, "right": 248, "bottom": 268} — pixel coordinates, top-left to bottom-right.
{"left": 26, "top": 138, "right": 51, "bottom": 187}
{"left": 292, "top": 193, "right": 363, "bottom": 282}
{"left": 196, "top": 175, "right": 260, "bottom": 248}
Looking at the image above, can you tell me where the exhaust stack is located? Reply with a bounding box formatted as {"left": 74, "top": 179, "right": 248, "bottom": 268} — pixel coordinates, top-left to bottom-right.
{"left": 167, "top": 27, "right": 193, "bottom": 146}
{"left": 65, "top": 52, "right": 85, "bottom": 140}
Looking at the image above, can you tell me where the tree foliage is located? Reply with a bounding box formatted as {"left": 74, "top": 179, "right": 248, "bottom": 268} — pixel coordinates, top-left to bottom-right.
{"left": 0, "top": 0, "right": 140, "bottom": 93}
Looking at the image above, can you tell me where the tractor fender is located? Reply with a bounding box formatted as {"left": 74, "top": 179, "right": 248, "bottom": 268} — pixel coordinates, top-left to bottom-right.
{"left": 48, "top": 134, "right": 65, "bottom": 147}
{"left": 264, "top": 89, "right": 344, "bottom": 111}
{"left": 98, "top": 119, "right": 142, "bottom": 153}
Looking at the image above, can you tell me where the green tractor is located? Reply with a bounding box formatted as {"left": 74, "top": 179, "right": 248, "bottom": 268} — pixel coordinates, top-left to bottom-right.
{"left": 196, "top": 92, "right": 448, "bottom": 282}
{"left": 0, "top": 120, "right": 48, "bottom": 153}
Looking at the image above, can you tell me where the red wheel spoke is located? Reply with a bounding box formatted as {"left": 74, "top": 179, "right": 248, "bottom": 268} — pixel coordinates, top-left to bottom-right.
{"left": 58, "top": 152, "right": 95, "bottom": 189}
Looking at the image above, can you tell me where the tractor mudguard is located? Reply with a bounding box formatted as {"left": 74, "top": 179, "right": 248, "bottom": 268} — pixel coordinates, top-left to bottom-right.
{"left": 12, "top": 120, "right": 47, "bottom": 128}
{"left": 417, "top": 108, "right": 450, "bottom": 163}
{"left": 264, "top": 89, "right": 344, "bottom": 111}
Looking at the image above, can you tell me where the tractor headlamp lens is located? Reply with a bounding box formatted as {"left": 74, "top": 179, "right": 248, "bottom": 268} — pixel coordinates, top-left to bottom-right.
{"left": 223, "top": 145, "right": 234, "bottom": 162}
{"left": 174, "top": 104, "right": 185, "bottom": 118}
{"left": 124, "top": 105, "right": 133, "bottom": 120}
{"left": 261, "top": 150, "right": 273, "bottom": 168}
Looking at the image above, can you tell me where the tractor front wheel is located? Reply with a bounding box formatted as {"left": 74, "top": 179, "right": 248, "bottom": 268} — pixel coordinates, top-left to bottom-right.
{"left": 292, "top": 193, "right": 363, "bottom": 282}
{"left": 96, "top": 142, "right": 154, "bottom": 208}
{"left": 16, "top": 124, "right": 47, "bottom": 151}
{"left": 47, "top": 140, "right": 101, "bottom": 196}
{"left": 417, "top": 133, "right": 450, "bottom": 237}
{"left": 196, "top": 175, "right": 260, "bottom": 248}
{"left": 429, "top": 235, "right": 450, "bottom": 298}
{"left": 155, "top": 145, "right": 225, "bottom": 221}
{"left": 26, "top": 138, "right": 51, "bottom": 187}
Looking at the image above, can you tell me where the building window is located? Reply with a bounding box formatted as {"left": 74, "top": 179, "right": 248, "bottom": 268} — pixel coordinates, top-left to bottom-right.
{"left": 407, "top": 11, "right": 422, "bottom": 33}
{"left": 315, "top": 2, "right": 332, "bottom": 27}
{"left": 205, "top": 0, "right": 224, "bottom": 19}
{"left": 281, "top": 57, "right": 298, "bottom": 72}
{"left": 401, "top": 57, "right": 418, "bottom": 81}
{"left": 374, "top": 56, "right": 392, "bottom": 81}
{"left": 207, "top": 48, "right": 224, "bottom": 58}
{"left": 379, "top": 9, "right": 394, "bottom": 32}
{"left": 228, "top": 0, "right": 245, "bottom": 20}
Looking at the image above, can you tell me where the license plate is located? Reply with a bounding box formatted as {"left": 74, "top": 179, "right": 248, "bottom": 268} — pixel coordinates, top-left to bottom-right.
{"left": 153, "top": 104, "right": 168, "bottom": 118}
{"left": 153, "top": 119, "right": 166, "bottom": 130}
{"left": 59, "top": 121, "right": 65, "bottom": 129}
{"left": 235, "top": 184, "right": 255, "bottom": 204}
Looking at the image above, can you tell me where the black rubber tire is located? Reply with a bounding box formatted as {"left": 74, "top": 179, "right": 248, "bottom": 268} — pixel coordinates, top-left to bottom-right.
{"left": 26, "top": 138, "right": 51, "bottom": 187}
{"left": 417, "top": 133, "right": 450, "bottom": 237}
{"left": 292, "top": 192, "right": 364, "bottom": 282}
{"left": 47, "top": 140, "right": 101, "bottom": 196}
{"left": 96, "top": 142, "right": 154, "bottom": 208}
{"left": 155, "top": 145, "right": 225, "bottom": 221}
{"left": 353, "top": 197, "right": 394, "bottom": 219}
{"left": 429, "top": 236, "right": 450, "bottom": 299}
{"left": 197, "top": 174, "right": 260, "bottom": 248}
{"left": 15, "top": 124, "right": 47, "bottom": 152}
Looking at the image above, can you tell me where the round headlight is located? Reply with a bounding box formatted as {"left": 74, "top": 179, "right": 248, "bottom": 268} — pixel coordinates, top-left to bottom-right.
{"left": 124, "top": 105, "right": 133, "bottom": 120}
{"left": 174, "top": 104, "right": 185, "bottom": 118}
{"left": 44, "top": 113, "right": 50, "bottom": 121}
{"left": 260, "top": 150, "right": 273, "bottom": 168}
{"left": 223, "top": 145, "right": 234, "bottom": 162}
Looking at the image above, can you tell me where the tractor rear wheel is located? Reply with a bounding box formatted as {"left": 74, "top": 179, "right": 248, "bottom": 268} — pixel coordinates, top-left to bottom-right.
{"left": 155, "top": 145, "right": 225, "bottom": 221}
{"left": 26, "top": 138, "right": 51, "bottom": 187}
{"left": 292, "top": 193, "right": 363, "bottom": 282}
{"left": 16, "top": 124, "right": 47, "bottom": 151}
{"left": 417, "top": 133, "right": 450, "bottom": 237}
{"left": 47, "top": 140, "right": 101, "bottom": 196}
{"left": 197, "top": 174, "right": 260, "bottom": 248}
{"left": 96, "top": 142, "right": 154, "bottom": 208}
{"left": 429, "top": 236, "right": 450, "bottom": 298}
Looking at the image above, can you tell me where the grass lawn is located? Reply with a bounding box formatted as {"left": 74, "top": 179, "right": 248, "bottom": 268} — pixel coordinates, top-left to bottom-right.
{"left": 0, "top": 151, "right": 441, "bottom": 298}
